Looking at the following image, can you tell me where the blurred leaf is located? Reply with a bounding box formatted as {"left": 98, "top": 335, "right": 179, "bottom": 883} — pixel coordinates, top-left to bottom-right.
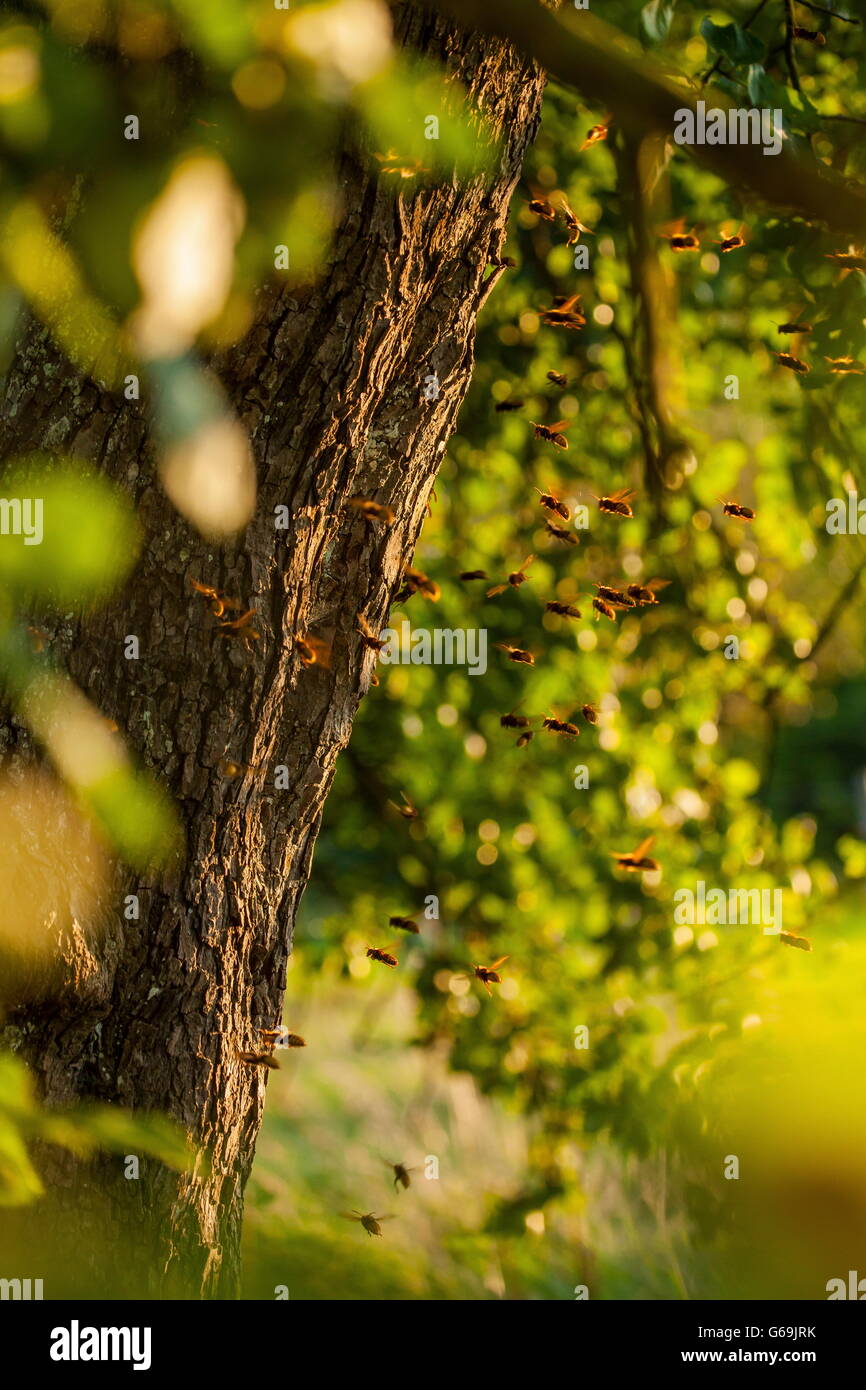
{"left": 641, "top": 0, "right": 677, "bottom": 46}
{"left": 0, "top": 457, "right": 140, "bottom": 607}
{"left": 0, "top": 1052, "right": 194, "bottom": 1207}
{"left": 165, "top": 0, "right": 255, "bottom": 67}
{"left": 0, "top": 629, "right": 182, "bottom": 874}
{"left": 83, "top": 763, "right": 183, "bottom": 873}
{"left": 358, "top": 59, "right": 497, "bottom": 176}
{"left": 1, "top": 199, "right": 126, "bottom": 386}
{"left": 0, "top": 1114, "right": 44, "bottom": 1205}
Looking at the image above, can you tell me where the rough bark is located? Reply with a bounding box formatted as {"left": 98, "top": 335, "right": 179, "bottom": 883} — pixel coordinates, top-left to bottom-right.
{"left": 0, "top": 4, "right": 544, "bottom": 1297}
{"left": 435, "top": 0, "right": 866, "bottom": 240}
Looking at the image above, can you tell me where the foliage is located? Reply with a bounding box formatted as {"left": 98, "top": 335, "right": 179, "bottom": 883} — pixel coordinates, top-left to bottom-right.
{"left": 1, "top": 0, "right": 865, "bottom": 1296}
{"left": 296, "top": 0, "right": 866, "bottom": 1295}
{"left": 0, "top": 1050, "right": 192, "bottom": 1206}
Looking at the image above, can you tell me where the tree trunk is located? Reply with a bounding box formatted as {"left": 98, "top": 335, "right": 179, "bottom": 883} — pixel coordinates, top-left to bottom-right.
{"left": 0, "top": 4, "right": 544, "bottom": 1297}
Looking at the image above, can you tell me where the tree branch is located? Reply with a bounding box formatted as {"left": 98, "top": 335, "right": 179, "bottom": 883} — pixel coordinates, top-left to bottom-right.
{"left": 820, "top": 114, "right": 866, "bottom": 126}
{"left": 430, "top": 0, "right": 866, "bottom": 238}
{"left": 795, "top": 0, "right": 859, "bottom": 22}
{"left": 612, "top": 132, "right": 681, "bottom": 499}
{"left": 783, "top": 0, "right": 803, "bottom": 92}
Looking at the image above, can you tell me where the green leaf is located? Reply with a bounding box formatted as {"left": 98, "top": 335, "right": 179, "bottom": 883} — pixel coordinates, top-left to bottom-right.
{"left": 83, "top": 764, "right": 183, "bottom": 873}
{"left": 358, "top": 60, "right": 498, "bottom": 178}
{"left": 0, "top": 619, "right": 182, "bottom": 872}
{"left": 0, "top": 1116, "right": 44, "bottom": 1205}
{"left": 747, "top": 65, "right": 823, "bottom": 134}
{"left": 147, "top": 355, "right": 228, "bottom": 446}
{"left": 0, "top": 457, "right": 140, "bottom": 607}
{"left": 746, "top": 63, "right": 772, "bottom": 108}
{"left": 164, "top": 0, "right": 255, "bottom": 67}
{"left": 67, "top": 1107, "right": 197, "bottom": 1174}
{"left": 641, "top": 0, "right": 677, "bottom": 45}
{"left": 701, "top": 18, "right": 765, "bottom": 66}
{"left": 0, "top": 1051, "right": 194, "bottom": 1207}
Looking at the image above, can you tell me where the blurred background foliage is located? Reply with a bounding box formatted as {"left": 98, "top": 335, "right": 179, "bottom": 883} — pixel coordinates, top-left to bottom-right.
{"left": 0, "top": 0, "right": 865, "bottom": 1298}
